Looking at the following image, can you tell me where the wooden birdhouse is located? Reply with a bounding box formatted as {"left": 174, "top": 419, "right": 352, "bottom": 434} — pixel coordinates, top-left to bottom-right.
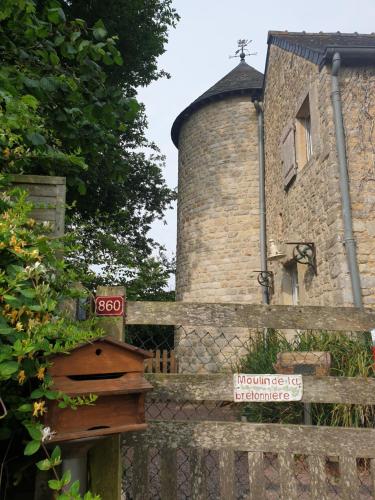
{"left": 44, "top": 337, "right": 153, "bottom": 443}
{"left": 274, "top": 351, "right": 331, "bottom": 376}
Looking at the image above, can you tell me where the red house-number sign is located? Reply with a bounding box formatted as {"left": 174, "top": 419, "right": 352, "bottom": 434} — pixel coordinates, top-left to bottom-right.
{"left": 95, "top": 296, "right": 124, "bottom": 316}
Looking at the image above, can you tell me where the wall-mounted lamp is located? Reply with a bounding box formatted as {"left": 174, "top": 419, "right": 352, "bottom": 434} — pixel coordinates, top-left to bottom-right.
{"left": 267, "top": 239, "right": 286, "bottom": 261}
{"left": 286, "top": 242, "right": 317, "bottom": 275}
{"left": 254, "top": 270, "right": 274, "bottom": 291}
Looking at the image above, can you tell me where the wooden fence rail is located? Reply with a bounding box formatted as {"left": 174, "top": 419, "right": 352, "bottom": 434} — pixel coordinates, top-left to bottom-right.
{"left": 126, "top": 301, "right": 375, "bottom": 331}
{"left": 125, "top": 420, "right": 375, "bottom": 457}
{"left": 144, "top": 350, "right": 178, "bottom": 373}
{"left": 145, "top": 373, "right": 375, "bottom": 405}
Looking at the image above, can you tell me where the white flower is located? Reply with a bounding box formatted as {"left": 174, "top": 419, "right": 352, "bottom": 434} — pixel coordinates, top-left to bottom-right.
{"left": 25, "top": 262, "right": 47, "bottom": 277}
{"left": 41, "top": 426, "right": 56, "bottom": 442}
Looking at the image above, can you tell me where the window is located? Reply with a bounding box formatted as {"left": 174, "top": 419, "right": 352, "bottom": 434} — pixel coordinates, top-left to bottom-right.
{"left": 281, "top": 125, "right": 297, "bottom": 189}
{"left": 295, "top": 95, "right": 313, "bottom": 167}
{"left": 281, "top": 93, "right": 314, "bottom": 190}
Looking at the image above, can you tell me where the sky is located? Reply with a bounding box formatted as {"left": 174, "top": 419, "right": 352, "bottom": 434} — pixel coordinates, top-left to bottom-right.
{"left": 137, "top": 0, "right": 375, "bottom": 278}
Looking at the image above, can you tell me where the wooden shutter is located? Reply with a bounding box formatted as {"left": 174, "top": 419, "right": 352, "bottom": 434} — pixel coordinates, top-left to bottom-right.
{"left": 281, "top": 126, "right": 297, "bottom": 189}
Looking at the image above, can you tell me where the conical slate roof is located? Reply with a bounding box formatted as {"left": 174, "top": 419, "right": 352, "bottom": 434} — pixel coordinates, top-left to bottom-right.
{"left": 171, "top": 60, "right": 263, "bottom": 147}
{"left": 193, "top": 59, "right": 264, "bottom": 102}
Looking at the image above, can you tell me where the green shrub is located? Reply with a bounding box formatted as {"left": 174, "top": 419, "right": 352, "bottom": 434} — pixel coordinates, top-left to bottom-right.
{"left": 238, "top": 329, "right": 375, "bottom": 428}
{"left": 0, "top": 179, "right": 102, "bottom": 498}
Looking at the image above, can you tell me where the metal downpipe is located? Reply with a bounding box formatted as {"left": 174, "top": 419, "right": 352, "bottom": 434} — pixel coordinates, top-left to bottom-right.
{"left": 254, "top": 100, "right": 269, "bottom": 305}
{"left": 331, "top": 52, "right": 363, "bottom": 307}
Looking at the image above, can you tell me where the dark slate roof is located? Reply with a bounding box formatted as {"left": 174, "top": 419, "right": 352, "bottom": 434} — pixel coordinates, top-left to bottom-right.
{"left": 194, "top": 60, "right": 264, "bottom": 101}
{"left": 171, "top": 60, "right": 263, "bottom": 147}
{"left": 268, "top": 31, "right": 375, "bottom": 66}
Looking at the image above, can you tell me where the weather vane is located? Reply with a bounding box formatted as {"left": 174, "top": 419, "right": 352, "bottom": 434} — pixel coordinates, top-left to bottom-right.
{"left": 229, "top": 39, "right": 257, "bottom": 61}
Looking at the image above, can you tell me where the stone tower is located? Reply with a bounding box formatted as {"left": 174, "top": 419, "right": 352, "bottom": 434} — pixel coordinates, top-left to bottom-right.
{"left": 171, "top": 59, "right": 264, "bottom": 372}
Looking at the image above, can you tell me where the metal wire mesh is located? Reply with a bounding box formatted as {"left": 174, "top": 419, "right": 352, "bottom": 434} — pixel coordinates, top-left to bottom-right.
{"left": 122, "top": 326, "right": 375, "bottom": 499}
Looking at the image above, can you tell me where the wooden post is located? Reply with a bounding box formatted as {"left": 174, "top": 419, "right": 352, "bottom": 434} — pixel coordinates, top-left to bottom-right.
{"left": 248, "top": 451, "right": 265, "bottom": 500}
{"left": 10, "top": 174, "right": 66, "bottom": 237}
{"left": 160, "top": 448, "right": 177, "bottom": 500}
{"left": 219, "top": 450, "right": 235, "bottom": 500}
{"left": 88, "top": 286, "right": 126, "bottom": 500}
{"left": 190, "top": 449, "right": 206, "bottom": 500}
{"left": 133, "top": 445, "right": 149, "bottom": 500}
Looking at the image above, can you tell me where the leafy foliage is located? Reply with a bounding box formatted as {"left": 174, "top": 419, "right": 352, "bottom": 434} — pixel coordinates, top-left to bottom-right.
{"left": 0, "top": 180, "right": 103, "bottom": 498}
{"left": 0, "top": 0, "right": 177, "bottom": 293}
{"left": 239, "top": 329, "right": 375, "bottom": 427}
{"left": 64, "top": 0, "right": 180, "bottom": 91}
{"left": 0, "top": 0, "right": 126, "bottom": 185}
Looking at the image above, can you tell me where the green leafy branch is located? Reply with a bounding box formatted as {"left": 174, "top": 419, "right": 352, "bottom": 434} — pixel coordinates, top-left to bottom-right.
{"left": 0, "top": 179, "right": 103, "bottom": 497}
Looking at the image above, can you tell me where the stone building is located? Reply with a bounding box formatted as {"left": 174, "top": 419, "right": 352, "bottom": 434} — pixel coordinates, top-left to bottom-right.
{"left": 263, "top": 32, "right": 375, "bottom": 308}
{"left": 171, "top": 32, "right": 375, "bottom": 369}
{"left": 172, "top": 56, "right": 263, "bottom": 306}
{"left": 171, "top": 57, "right": 264, "bottom": 372}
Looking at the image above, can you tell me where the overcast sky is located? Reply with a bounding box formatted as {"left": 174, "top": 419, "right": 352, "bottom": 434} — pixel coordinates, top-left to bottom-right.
{"left": 137, "top": 0, "right": 375, "bottom": 280}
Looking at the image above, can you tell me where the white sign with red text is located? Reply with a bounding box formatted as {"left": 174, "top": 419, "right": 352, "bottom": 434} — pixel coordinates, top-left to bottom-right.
{"left": 233, "top": 374, "right": 303, "bottom": 402}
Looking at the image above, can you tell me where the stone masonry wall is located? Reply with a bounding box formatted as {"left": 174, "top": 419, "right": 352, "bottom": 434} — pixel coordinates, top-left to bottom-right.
{"left": 264, "top": 45, "right": 349, "bottom": 306}
{"left": 340, "top": 66, "right": 375, "bottom": 305}
{"left": 176, "top": 96, "right": 262, "bottom": 372}
{"left": 264, "top": 45, "right": 375, "bottom": 307}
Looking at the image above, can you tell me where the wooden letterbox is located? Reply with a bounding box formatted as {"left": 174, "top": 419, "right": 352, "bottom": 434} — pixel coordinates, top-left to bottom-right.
{"left": 274, "top": 351, "right": 331, "bottom": 376}
{"left": 44, "top": 337, "right": 152, "bottom": 443}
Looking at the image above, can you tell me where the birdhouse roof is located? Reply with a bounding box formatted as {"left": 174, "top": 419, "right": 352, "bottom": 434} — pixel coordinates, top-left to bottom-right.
{"left": 48, "top": 336, "right": 152, "bottom": 377}
{"left": 57, "top": 336, "right": 152, "bottom": 358}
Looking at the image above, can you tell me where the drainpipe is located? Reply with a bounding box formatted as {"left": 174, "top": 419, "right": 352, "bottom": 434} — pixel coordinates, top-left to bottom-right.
{"left": 331, "top": 52, "right": 363, "bottom": 307}
{"left": 254, "top": 100, "right": 269, "bottom": 305}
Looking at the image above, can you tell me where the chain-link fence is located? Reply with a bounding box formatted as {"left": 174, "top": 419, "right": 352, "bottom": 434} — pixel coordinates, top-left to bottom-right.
{"left": 127, "top": 324, "right": 257, "bottom": 373}
{"left": 122, "top": 325, "right": 375, "bottom": 499}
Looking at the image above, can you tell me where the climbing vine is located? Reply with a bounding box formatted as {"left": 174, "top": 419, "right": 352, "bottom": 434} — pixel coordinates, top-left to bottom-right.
{"left": 0, "top": 179, "right": 102, "bottom": 498}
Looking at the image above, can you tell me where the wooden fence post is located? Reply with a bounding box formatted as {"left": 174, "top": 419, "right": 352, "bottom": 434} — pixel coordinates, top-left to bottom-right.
{"left": 88, "top": 286, "right": 126, "bottom": 500}
{"left": 10, "top": 174, "right": 66, "bottom": 237}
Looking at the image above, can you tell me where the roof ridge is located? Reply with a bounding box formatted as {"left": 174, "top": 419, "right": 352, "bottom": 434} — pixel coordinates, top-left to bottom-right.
{"left": 267, "top": 31, "right": 375, "bottom": 67}
{"left": 268, "top": 30, "right": 375, "bottom": 37}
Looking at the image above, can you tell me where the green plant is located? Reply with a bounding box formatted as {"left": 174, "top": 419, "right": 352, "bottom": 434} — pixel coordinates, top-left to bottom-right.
{"left": 239, "top": 329, "right": 375, "bottom": 427}
{"left": 0, "top": 179, "right": 102, "bottom": 498}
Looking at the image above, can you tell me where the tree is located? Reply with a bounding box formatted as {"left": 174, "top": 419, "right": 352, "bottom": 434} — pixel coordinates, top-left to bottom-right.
{"left": 0, "top": 0, "right": 178, "bottom": 295}
{"left": 64, "top": 0, "right": 179, "bottom": 92}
